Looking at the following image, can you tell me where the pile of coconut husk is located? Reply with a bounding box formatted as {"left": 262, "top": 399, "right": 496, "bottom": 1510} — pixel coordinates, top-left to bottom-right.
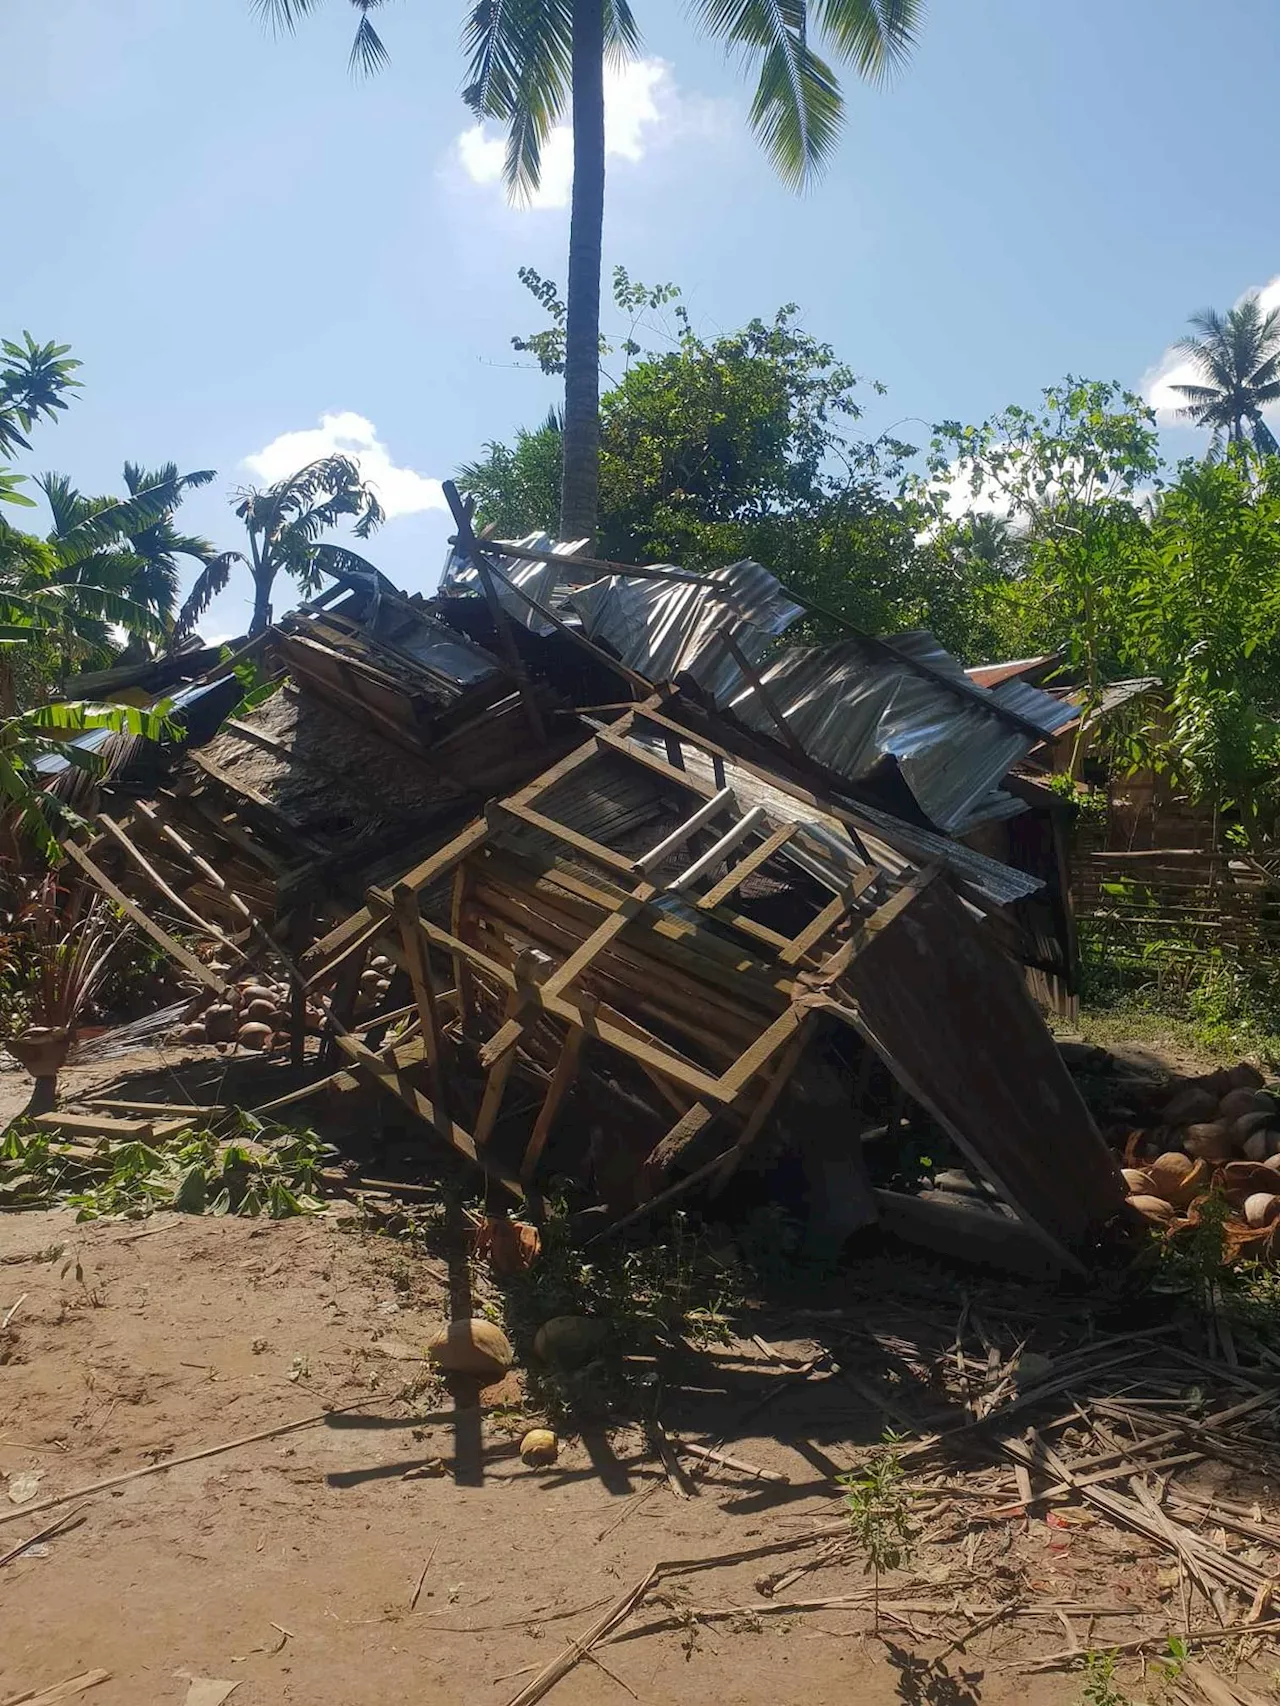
{"left": 1113, "top": 1062, "right": 1280, "bottom": 1261}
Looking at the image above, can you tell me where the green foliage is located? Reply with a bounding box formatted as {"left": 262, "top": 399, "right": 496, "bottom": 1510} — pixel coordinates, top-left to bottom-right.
{"left": 450, "top": 0, "right": 919, "bottom": 197}
{"left": 464, "top": 284, "right": 1004, "bottom": 646}
{"left": 837, "top": 1433, "right": 916, "bottom": 1632}
{"left": 1079, "top": 1650, "right": 1128, "bottom": 1706}
{"left": 927, "top": 377, "right": 1162, "bottom": 690}
{"left": 0, "top": 335, "right": 81, "bottom": 465}
{"left": 0, "top": 1113, "right": 326, "bottom": 1221}
{"left": 497, "top": 1205, "right": 742, "bottom": 1421}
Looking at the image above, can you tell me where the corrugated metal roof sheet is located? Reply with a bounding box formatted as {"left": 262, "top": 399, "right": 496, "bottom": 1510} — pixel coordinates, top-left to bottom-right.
{"left": 723, "top": 632, "right": 1075, "bottom": 834}
{"left": 568, "top": 559, "right": 805, "bottom": 698}
{"left": 436, "top": 532, "right": 1074, "bottom": 836}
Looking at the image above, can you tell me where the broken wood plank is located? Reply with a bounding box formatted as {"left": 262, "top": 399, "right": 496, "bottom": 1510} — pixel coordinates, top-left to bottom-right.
{"left": 62, "top": 843, "right": 228, "bottom": 995}
{"left": 96, "top": 814, "right": 241, "bottom": 955}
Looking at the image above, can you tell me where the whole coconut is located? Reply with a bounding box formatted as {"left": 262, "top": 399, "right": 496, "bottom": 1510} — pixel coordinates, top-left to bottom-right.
{"left": 1242, "top": 1132, "right": 1271, "bottom": 1162}
{"left": 533, "top": 1316, "right": 610, "bottom": 1370}
{"left": 203, "top": 1003, "right": 237, "bottom": 1043}
{"left": 1243, "top": 1192, "right": 1280, "bottom": 1228}
{"left": 239, "top": 984, "right": 275, "bottom": 1006}
{"left": 238, "top": 1022, "right": 274, "bottom": 1051}
{"left": 426, "top": 1319, "right": 514, "bottom": 1381}
{"left": 1219, "top": 1088, "right": 1264, "bottom": 1123}
{"left": 1183, "top": 1122, "right": 1236, "bottom": 1162}
{"left": 519, "top": 1428, "right": 559, "bottom": 1467}
{"left": 1162, "top": 1086, "right": 1220, "bottom": 1125}
{"left": 244, "top": 999, "right": 279, "bottom": 1025}
{"left": 177, "top": 1023, "right": 207, "bottom": 1046}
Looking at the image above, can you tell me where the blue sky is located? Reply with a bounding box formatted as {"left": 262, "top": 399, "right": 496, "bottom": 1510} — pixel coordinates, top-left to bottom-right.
{"left": 7, "top": 0, "right": 1280, "bottom": 638}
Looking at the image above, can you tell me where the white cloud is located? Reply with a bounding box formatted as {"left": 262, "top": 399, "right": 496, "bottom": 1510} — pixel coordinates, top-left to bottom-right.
{"left": 451, "top": 59, "right": 720, "bottom": 210}
{"left": 242, "top": 411, "right": 446, "bottom": 520}
{"left": 1144, "top": 274, "right": 1280, "bottom": 423}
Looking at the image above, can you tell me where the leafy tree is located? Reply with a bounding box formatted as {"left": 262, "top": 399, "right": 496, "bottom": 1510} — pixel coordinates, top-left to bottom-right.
{"left": 460, "top": 291, "right": 983, "bottom": 644}
{"left": 34, "top": 464, "right": 237, "bottom": 658}
{"left": 0, "top": 335, "right": 81, "bottom": 465}
{"left": 1170, "top": 295, "right": 1280, "bottom": 454}
{"left": 250, "top": 0, "right": 922, "bottom": 541}
{"left": 231, "top": 454, "right": 385, "bottom": 635}
{"left": 1122, "top": 449, "right": 1280, "bottom": 843}
{"left": 927, "top": 379, "right": 1162, "bottom": 695}
{"left": 0, "top": 337, "right": 169, "bottom": 703}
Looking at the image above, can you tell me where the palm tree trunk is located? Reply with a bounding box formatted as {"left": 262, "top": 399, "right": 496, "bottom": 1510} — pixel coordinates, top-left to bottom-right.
{"left": 559, "top": 0, "right": 606, "bottom": 544}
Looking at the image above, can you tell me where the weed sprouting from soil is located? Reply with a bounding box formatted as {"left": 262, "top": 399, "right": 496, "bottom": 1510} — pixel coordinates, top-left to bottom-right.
{"left": 837, "top": 1432, "right": 917, "bottom": 1634}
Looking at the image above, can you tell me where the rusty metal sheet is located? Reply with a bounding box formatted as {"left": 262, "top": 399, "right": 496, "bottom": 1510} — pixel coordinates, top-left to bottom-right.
{"left": 840, "top": 877, "right": 1122, "bottom": 1261}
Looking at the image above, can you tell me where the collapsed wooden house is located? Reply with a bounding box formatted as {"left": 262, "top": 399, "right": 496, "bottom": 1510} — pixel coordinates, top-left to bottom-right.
{"left": 59, "top": 494, "right": 1123, "bottom": 1273}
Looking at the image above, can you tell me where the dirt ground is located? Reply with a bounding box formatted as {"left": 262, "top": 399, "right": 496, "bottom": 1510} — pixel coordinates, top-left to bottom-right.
{"left": 2, "top": 1042, "right": 1278, "bottom": 1706}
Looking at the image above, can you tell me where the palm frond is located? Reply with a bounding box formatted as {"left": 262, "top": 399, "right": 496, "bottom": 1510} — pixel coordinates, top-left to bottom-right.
{"left": 171, "top": 551, "right": 242, "bottom": 646}
{"left": 36, "top": 471, "right": 92, "bottom": 538}
{"left": 249, "top": 0, "right": 325, "bottom": 31}
{"left": 691, "top": 0, "right": 845, "bottom": 186}
{"left": 806, "top": 0, "right": 921, "bottom": 80}
{"left": 349, "top": 1, "right": 391, "bottom": 74}
{"left": 462, "top": 0, "right": 573, "bottom": 197}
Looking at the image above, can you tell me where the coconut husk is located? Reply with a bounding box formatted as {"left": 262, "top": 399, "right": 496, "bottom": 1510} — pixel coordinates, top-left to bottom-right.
{"left": 1147, "top": 1152, "right": 1210, "bottom": 1208}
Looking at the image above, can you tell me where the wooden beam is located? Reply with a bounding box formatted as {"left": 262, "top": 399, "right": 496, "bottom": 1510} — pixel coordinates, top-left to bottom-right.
{"left": 392, "top": 883, "right": 450, "bottom": 1124}
{"left": 697, "top": 822, "right": 796, "bottom": 910}
{"left": 62, "top": 842, "right": 227, "bottom": 995}
{"left": 715, "top": 629, "right": 811, "bottom": 770}
{"left": 331, "top": 1028, "right": 525, "bottom": 1203}
{"left": 495, "top": 801, "right": 636, "bottom": 876}
{"left": 394, "top": 908, "right": 729, "bottom": 1101}
{"left": 778, "top": 865, "right": 879, "bottom": 966}
{"left": 707, "top": 1017, "right": 816, "bottom": 1197}
{"left": 300, "top": 819, "right": 489, "bottom": 986}
{"left": 521, "top": 1020, "right": 587, "bottom": 1180}
{"left": 133, "top": 802, "right": 259, "bottom": 930}
{"left": 805, "top": 868, "right": 940, "bottom": 988}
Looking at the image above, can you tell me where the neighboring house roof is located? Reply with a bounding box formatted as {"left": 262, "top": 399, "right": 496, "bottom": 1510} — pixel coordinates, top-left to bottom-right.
{"left": 965, "top": 655, "right": 1060, "bottom": 689}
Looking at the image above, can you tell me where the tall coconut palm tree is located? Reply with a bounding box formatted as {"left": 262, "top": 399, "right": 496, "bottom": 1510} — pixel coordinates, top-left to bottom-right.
{"left": 231, "top": 454, "right": 385, "bottom": 635}
{"left": 250, "top": 0, "right": 922, "bottom": 541}
{"left": 1171, "top": 295, "right": 1280, "bottom": 455}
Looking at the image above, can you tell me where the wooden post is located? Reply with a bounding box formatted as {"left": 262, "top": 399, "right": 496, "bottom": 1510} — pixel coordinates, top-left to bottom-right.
{"left": 392, "top": 883, "right": 451, "bottom": 1125}
{"left": 521, "top": 1015, "right": 589, "bottom": 1181}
